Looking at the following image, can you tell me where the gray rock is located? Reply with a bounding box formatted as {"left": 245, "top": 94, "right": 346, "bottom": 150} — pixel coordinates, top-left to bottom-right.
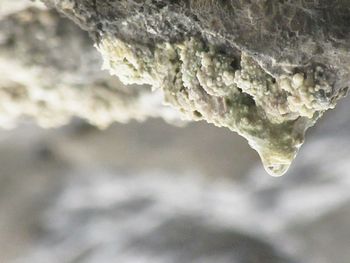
{"left": 41, "top": 0, "right": 350, "bottom": 91}
{"left": 39, "top": 0, "right": 350, "bottom": 175}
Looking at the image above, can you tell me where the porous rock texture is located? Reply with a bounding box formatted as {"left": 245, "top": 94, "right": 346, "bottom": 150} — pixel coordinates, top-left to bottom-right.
{"left": 9, "top": 0, "right": 350, "bottom": 175}
{"left": 0, "top": 1, "right": 179, "bottom": 128}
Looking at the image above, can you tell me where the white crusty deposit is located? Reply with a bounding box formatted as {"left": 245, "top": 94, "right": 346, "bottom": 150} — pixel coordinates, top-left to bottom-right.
{"left": 0, "top": 7, "right": 181, "bottom": 129}
{"left": 97, "top": 36, "right": 344, "bottom": 176}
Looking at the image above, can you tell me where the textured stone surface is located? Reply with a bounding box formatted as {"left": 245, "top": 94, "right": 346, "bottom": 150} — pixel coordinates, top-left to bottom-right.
{"left": 41, "top": 0, "right": 350, "bottom": 89}
{"left": 39, "top": 0, "right": 350, "bottom": 175}
{"left": 0, "top": 4, "right": 180, "bottom": 128}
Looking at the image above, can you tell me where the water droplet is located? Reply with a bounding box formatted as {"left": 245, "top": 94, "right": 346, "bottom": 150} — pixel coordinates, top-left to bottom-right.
{"left": 256, "top": 147, "right": 295, "bottom": 177}
{"left": 264, "top": 163, "right": 290, "bottom": 177}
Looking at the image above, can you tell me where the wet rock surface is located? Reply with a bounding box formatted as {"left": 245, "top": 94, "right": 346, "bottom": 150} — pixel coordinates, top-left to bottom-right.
{"left": 1, "top": 1, "right": 350, "bottom": 262}
{"left": 38, "top": 0, "right": 350, "bottom": 175}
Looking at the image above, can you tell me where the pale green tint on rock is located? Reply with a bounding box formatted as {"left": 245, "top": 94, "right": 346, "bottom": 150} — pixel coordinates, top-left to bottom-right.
{"left": 97, "top": 37, "right": 339, "bottom": 176}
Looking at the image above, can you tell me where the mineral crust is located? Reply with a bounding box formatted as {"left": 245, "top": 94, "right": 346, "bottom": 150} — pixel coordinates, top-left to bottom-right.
{"left": 0, "top": 4, "right": 179, "bottom": 128}
{"left": 10, "top": 0, "right": 350, "bottom": 175}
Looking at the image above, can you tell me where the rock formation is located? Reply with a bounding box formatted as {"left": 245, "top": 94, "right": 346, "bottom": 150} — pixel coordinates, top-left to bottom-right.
{"left": 3, "top": 0, "right": 350, "bottom": 175}
{"left": 0, "top": 2, "right": 179, "bottom": 128}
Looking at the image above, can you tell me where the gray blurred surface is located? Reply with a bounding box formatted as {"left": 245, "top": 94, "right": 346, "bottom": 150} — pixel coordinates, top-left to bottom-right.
{"left": 0, "top": 95, "right": 350, "bottom": 263}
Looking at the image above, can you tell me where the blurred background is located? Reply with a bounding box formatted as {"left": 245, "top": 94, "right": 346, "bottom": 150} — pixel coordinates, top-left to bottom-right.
{"left": 1, "top": 1, "right": 350, "bottom": 263}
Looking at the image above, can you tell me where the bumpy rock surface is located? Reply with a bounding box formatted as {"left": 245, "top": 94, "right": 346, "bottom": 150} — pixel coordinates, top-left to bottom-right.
{"left": 0, "top": 2, "right": 179, "bottom": 128}
{"left": 38, "top": 0, "right": 350, "bottom": 175}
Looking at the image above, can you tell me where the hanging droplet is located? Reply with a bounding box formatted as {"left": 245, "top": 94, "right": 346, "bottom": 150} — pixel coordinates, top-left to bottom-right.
{"left": 264, "top": 163, "right": 291, "bottom": 177}
{"left": 252, "top": 141, "right": 298, "bottom": 177}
